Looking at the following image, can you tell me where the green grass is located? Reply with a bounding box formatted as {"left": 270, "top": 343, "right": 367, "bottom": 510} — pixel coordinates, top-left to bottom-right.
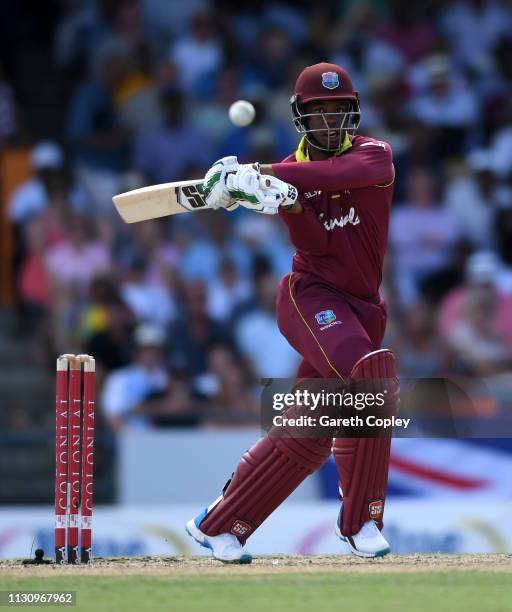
{"left": 1, "top": 573, "right": 510, "bottom": 612}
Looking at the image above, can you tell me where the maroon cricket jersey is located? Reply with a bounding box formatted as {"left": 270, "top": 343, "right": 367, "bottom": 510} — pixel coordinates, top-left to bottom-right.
{"left": 273, "top": 135, "right": 394, "bottom": 300}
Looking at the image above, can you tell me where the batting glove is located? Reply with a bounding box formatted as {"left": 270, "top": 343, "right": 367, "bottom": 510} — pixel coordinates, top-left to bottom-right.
{"left": 227, "top": 166, "right": 298, "bottom": 215}
{"left": 203, "top": 156, "right": 240, "bottom": 211}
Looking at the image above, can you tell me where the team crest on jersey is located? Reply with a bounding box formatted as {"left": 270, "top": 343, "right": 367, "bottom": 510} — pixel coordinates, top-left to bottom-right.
{"left": 315, "top": 310, "right": 336, "bottom": 325}
{"left": 322, "top": 71, "right": 339, "bottom": 90}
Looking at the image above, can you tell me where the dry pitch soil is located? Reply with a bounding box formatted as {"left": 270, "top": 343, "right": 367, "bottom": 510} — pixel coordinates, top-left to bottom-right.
{"left": 2, "top": 554, "right": 512, "bottom": 577}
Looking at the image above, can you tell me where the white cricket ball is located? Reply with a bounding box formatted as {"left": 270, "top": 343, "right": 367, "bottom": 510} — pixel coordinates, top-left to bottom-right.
{"left": 228, "top": 100, "right": 256, "bottom": 127}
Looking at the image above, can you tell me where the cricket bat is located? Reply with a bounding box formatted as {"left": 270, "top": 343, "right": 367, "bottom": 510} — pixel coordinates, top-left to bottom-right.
{"left": 112, "top": 179, "right": 209, "bottom": 223}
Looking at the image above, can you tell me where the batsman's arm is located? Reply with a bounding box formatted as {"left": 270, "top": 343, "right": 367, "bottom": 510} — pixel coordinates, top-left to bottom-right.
{"left": 260, "top": 142, "right": 393, "bottom": 192}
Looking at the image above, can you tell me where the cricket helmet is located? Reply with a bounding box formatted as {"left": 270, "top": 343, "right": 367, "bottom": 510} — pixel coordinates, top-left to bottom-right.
{"left": 290, "top": 62, "right": 361, "bottom": 152}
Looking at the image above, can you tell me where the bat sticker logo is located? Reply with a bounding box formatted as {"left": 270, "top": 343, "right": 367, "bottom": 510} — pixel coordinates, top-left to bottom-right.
{"left": 180, "top": 185, "right": 208, "bottom": 210}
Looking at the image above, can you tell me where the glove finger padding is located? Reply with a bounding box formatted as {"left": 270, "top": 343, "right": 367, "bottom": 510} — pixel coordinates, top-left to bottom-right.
{"left": 203, "top": 156, "right": 240, "bottom": 210}
{"left": 227, "top": 167, "right": 297, "bottom": 215}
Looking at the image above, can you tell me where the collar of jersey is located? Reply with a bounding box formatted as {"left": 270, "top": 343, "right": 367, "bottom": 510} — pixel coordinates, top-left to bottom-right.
{"left": 295, "top": 133, "right": 352, "bottom": 162}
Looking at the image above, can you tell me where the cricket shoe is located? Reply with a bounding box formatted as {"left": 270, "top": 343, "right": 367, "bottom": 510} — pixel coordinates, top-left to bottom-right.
{"left": 335, "top": 511, "right": 390, "bottom": 558}
{"left": 186, "top": 508, "right": 252, "bottom": 564}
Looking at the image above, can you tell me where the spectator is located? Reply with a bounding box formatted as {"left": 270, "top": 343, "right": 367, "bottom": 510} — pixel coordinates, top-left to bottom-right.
{"left": 80, "top": 275, "right": 135, "bottom": 373}
{"left": 169, "top": 280, "right": 233, "bottom": 378}
{"left": 46, "top": 213, "right": 111, "bottom": 295}
{"left": 120, "top": 255, "right": 176, "bottom": 326}
{"left": 199, "top": 342, "right": 259, "bottom": 426}
{"left": 407, "top": 55, "right": 479, "bottom": 156}
{"left": 206, "top": 257, "right": 252, "bottom": 323}
{"left": 169, "top": 9, "right": 224, "bottom": 96}
{"left": 438, "top": 0, "right": 512, "bottom": 74}
{"left": 66, "top": 47, "right": 131, "bottom": 211}
{"left": 235, "top": 272, "right": 300, "bottom": 378}
{"left": 390, "top": 166, "right": 461, "bottom": 306}
{"left": 379, "top": 0, "right": 436, "bottom": 64}
{"left": 132, "top": 88, "right": 212, "bottom": 184}
{"left": 44, "top": 212, "right": 111, "bottom": 351}
{"left": 16, "top": 216, "right": 51, "bottom": 330}
{"left": 8, "top": 142, "right": 77, "bottom": 224}
{"left": 180, "top": 211, "right": 251, "bottom": 283}
{"left": 119, "top": 219, "right": 181, "bottom": 290}
{"left": 101, "top": 323, "right": 170, "bottom": 431}
{"left": 438, "top": 251, "right": 512, "bottom": 346}
{"left": 392, "top": 303, "right": 444, "bottom": 377}
{"left": 446, "top": 284, "right": 512, "bottom": 376}
{"left": 443, "top": 149, "right": 497, "bottom": 249}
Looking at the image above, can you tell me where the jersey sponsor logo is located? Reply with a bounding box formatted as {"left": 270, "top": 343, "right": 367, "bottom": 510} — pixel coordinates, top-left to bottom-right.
{"left": 369, "top": 500, "right": 384, "bottom": 521}
{"left": 323, "top": 207, "right": 360, "bottom": 231}
{"left": 230, "top": 519, "right": 252, "bottom": 537}
{"left": 322, "top": 71, "right": 340, "bottom": 90}
{"left": 315, "top": 310, "right": 336, "bottom": 325}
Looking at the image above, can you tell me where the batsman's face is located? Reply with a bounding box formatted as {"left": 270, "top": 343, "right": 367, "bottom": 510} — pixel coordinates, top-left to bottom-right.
{"left": 304, "top": 99, "right": 353, "bottom": 149}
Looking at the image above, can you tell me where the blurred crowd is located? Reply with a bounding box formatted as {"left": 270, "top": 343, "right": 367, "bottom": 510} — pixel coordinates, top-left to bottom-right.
{"left": 2, "top": 0, "right": 512, "bottom": 432}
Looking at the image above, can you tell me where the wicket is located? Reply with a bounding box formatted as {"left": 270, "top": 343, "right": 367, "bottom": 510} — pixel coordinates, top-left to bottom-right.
{"left": 54, "top": 354, "right": 95, "bottom": 564}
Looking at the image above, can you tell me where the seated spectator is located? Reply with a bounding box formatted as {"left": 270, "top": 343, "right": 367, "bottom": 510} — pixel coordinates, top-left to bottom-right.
{"left": 169, "top": 9, "right": 224, "bottom": 96}
{"left": 132, "top": 87, "right": 212, "bottom": 184}
{"left": 169, "top": 280, "right": 233, "bottom": 378}
{"left": 234, "top": 213, "right": 294, "bottom": 278}
{"left": 198, "top": 342, "right": 260, "bottom": 427}
{"left": 438, "top": 0, "right": 512, "bottom": 74}
{"left": 390, "top": 166, "right": 461, "bottom": 306}
{"left": 66, "top": 48, "right": 130, "bottom": 212}
{"left": 80, "top": 275, "right": 135, "bottom": 373}
{"left": 446, "top": 284, "right": 512, "bottom": 376}
{"left": 443, "top": 149, "right": 497, "bottom": 249}
{"left": 206, "top": 257, "right": 252, "bottom": 323}
{"left": 235, "top": 272, "right": 300, "bottom": 378}
{"left": 8, "top": 142, "right": 79, "bottom": 225}
{"left": 407, "top": 55, "right": 478, "bottom": 157}
{"left": 190, "top": 67, "right": 239, "bottom": 148}
{"left": 438, "top": 251, "right": 512, "bottom": 346}
{"left": 379, "top": 0, "right": 436, "bottom": 64}
{"left": 391, "top": 302, "right": 444, "bottom": 377}
{"left": 45, "top": 212, "right": 111, "bottom": 351}
{"left": 119, "top": 219, "right": 181, "bottom": 288}
{"left": 101, "top": 323, "right": 170, "bottom": 431}
{"left": 16, "top": 216, "right": 51, "bottom": 330}
{"left": 245, "top": 26, "right": 296, "bottom": 89}
{"left": 46, "top": 213, "right": 111, "bottom": 295}
{"left": 120, "top": 255, "right": 176, "bottom": 327}
{"left": 180, "top": 211, "right": 251, "bottom": 283}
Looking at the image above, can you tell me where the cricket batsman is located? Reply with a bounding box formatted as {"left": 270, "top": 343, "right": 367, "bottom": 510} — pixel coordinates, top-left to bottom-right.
{"left": 186, "top": 63, "right": 398, "bottom": 562}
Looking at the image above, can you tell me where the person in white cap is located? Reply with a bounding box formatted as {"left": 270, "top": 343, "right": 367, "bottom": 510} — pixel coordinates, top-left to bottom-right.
{"left": 8, "top": 141, "right": 66, "bottom": 224}
{"left": 100, "top": 323, "right": 170, "bottom": 431}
